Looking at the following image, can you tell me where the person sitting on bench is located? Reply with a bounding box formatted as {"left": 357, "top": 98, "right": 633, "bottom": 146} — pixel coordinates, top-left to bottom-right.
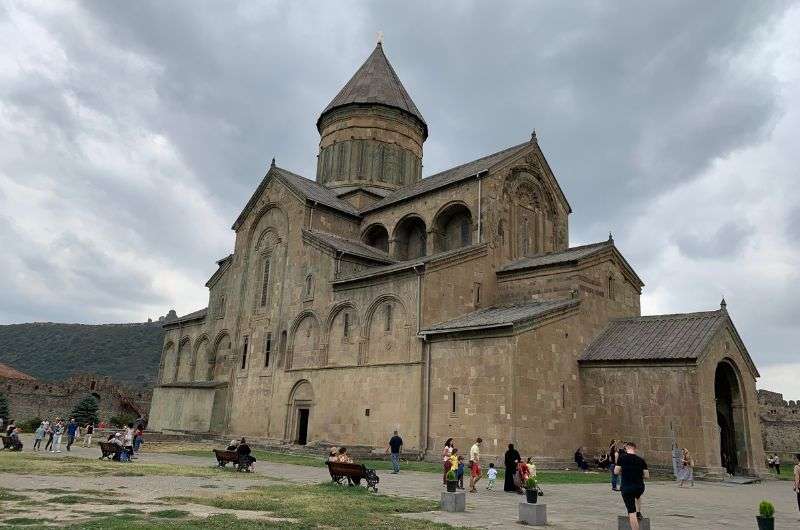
{"left": 236, "top": 437, "right": 256, "bottom": 472}
{"left": 9, "top": 427, "right": 23, "bottom": 451}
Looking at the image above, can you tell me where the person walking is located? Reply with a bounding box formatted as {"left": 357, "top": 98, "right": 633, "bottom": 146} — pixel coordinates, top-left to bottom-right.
{"left": 387, "top": 430, "right": 403, "bottom": 474}
{"left": 678, "top": 448, "right": 694, "bottom": 487}
{"left": 486, "top": 463, "right": 498, "bottom": 490}
{"left": 66, "top": 418, "right": 78, "bottom": 451}
{"left": 133, "top": 426, "right": 144, "bottom": 453}
{"left": 83, "top": 423, "right": 94, "bottom": 447}
{"left": 608, "top": 440, "right": 621, "bottom": 491}
{"left": 468, "top": 437, "right": 483, "bottom": 493}
{"left": 614, "top": 441, "right": 649, "bottom": 530}
{"left": 33, "top": 422, "right": 45, "bottom": 451}
{"left": 503, "top": 443, "right": 521, "bottom": 492}
{"left": 793, "top": 453, "right": 799, "bottom": 514}
{"left": 442, "top": 438, "right": 454, "bottom": 485}
{"left": 44, "top": 421, "right": 54, "bottom": 452}
{"left": 51, "top": 420, "right": 63, "bottom": 453}
{"left": 773, "top": 454, "right": 781, "bottom": 475}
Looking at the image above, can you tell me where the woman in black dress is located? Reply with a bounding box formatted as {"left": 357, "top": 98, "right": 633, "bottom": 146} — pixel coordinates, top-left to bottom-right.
{"left": 504, "top": 443, "right": 521, "bottom": 492}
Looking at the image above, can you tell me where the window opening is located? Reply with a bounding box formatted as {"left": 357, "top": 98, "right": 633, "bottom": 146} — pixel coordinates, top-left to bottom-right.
{"left": 385, "top": 304, "right": 393, "bottom": 331}
{"left": 460, "top": 218, "right": 470, "bottom": 245}
{"left": 343, "top": 312, "right": 350, "bottom": 338}
{"left": 264, "top": 333, "right": 272, "bottom": 367}
{"left": 451, "top": 391, "right": 456, "bottom": 414}
{"left": 260, "top": 258, "right": 271, "bottom": 307}
{"left": 241, "top": 336, "right": 249, "bottom": 370}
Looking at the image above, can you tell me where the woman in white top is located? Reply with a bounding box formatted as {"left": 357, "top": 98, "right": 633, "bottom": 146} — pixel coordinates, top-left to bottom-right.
{"left": 442, "top": 438, "right": 454, "bottom": 485}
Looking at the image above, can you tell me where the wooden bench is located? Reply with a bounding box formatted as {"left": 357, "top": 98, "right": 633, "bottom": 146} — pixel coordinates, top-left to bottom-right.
{"left": 98, "top": 441, "right": 124, "bottom": 460}
{"left": 213, "top": 449, "right": 248, "bottom": 471}
{"left": 326, "top": 461, "right": 379, "bottom": 492}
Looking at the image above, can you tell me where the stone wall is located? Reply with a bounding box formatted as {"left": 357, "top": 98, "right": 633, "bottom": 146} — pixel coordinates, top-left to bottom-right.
{"left": 758, "top": 389, "right": 800, "bottom": 458}
{"left": 2, "top": 373, "right": 151, "bottom": 425}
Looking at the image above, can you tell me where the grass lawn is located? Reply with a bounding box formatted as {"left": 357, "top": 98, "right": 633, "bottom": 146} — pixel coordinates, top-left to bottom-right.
{"left": 165, "top": 482, "right": 456, "bottom": 529}
{"left": 0, "top": 451, "right": 260, "bottom": 480}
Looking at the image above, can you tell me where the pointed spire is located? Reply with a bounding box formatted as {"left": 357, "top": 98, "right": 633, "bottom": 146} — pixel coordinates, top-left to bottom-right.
{"left": 318, "top": 43, "right": 427, "bottom": 137}
{"left": 720, "top": 298, "right": 727, "bottom": 311}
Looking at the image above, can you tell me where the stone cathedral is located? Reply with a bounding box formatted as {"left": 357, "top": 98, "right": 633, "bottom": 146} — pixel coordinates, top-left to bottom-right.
{"left": 149, "top": 43, "right": 765, "bottom": 476}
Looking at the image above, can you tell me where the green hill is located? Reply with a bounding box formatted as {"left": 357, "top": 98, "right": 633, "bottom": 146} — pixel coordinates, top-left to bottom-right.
{"left": 0, "top": 321, "right": 165, "bottom": 386}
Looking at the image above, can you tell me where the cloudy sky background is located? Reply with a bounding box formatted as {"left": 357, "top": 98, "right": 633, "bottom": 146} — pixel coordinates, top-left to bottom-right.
{"left": 1, "top": 1, "right": 798, "bottom": 398}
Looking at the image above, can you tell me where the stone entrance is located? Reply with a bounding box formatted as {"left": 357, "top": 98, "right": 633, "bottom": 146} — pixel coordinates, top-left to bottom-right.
{"left": 285, "top": 380, "right": 313, "bottom": 445}
{"left": 715, "top": 360, "right": 746, "bottom": 474}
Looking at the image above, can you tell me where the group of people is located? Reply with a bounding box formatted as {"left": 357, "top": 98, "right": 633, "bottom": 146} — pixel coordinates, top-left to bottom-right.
{"left": 767, "top": 453, "right": 783, "bottom": 474}
{"left": 441, "top": 437, "right": 485, "bottom": 493}
{"left": 226, "top": 437, "right": 256, "bottom": 471}
{"left": 104, "top": 423, "right": 145, "bottom": 461}
{"left": 502, "top": 444, "right": 537, "bottom": 494}
{"left": 31, "top": 418, "right": 96, "bottom": 452}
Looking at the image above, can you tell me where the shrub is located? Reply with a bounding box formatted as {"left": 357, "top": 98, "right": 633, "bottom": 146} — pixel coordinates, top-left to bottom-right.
{"left": 446, "top": 469, "right": 457, "bottom": 481}
{"left": 71, "top": 396, "right": 100, "bottom": 425}
{"left": 758, "top": 500, "right": 774, "bottom": 518}
{"left": 525, "top": 476, "right": 537, "bottom": 489}
{"left": 17, "top": 417, "right": 43, "bottom": 432}
{"left": 108, "top": 412, "right": 136, "bottom": 428}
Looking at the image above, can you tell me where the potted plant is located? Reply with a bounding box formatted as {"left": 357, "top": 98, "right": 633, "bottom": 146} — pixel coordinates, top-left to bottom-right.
{"left": 524, "top": 476, "right": 538, "bottom": 504}
{"left": 756, "top": 500, "right": 774, "bottom": 530}
{"left": 445, "top": 469, "right": 458, "bottom": 493}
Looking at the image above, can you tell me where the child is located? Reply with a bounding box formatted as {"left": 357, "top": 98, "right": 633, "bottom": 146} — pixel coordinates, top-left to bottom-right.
{"left": 486, "top": 462, "right": 497, "bottom": 490}
{"left": 456, "top": 455, "right": 465, "bottom": 490}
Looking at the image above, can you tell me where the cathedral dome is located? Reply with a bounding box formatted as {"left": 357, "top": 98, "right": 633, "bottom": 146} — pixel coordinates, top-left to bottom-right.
{"left": 316, "top": 43, "right": 427, "bottom": 193}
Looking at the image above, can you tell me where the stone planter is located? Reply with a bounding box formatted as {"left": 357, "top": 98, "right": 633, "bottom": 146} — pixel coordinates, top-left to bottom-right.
{"left": 519, "top": 502, "right": 547, "bottom": 526}
{"left": 525, "top": 488, "right": 538, "bottom": 504}
{"left": 756, "top": 516, "right": 774, "bottom": 530}
{"left": 441, "top": 491, "right": 465, "bottom": 512}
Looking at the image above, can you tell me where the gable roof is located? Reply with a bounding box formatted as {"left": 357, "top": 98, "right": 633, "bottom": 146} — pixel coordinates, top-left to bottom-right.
{"left": 232, "top": 165, "right": 361, "bottom": 230}
{"left": 205, "top": 254, "right": 233, "bottom": 288}
{"left": 498, "top": 240, "right": 613, "bottom": 273}
{"left": 0, "top": 362, "right": 36, "bottom": 380}
{"left": 361, "top": 141, "right": 530, "bottom": 213}
{"left": 497, "top": 239, "right": 644, "bottom": 287}
{"left": 420, "top": 298, "right": 579, "bottom": 336}
{"left": 163, "top": 307, "right": 207, "bottom": 328}
{"left": 579, "top": 308, "right": 757, "bottom": 376}
{"left": 303, "top": 229, "right": 395, "bottom": 264}
{"left": 319, "top": 43, "right": 426, "bottom": 136}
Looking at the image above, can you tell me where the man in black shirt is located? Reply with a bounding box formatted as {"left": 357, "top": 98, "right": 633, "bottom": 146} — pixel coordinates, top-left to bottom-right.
{"left": 614, "top": 441, "right": 649, "bottom": 530}
{"left": 387, "top": 430, "right": 403, "bottom": 473}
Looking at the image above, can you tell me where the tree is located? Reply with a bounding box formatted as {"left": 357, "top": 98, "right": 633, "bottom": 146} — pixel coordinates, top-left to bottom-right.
{"left": 0, "top": 393, "right": 9, "bottom": 423}
{"left": 70, "top": 395, "right": 99, "bottom": 425}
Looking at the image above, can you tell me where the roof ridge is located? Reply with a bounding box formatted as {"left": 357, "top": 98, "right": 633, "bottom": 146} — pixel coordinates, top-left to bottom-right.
{"left": 424, "top": 141, "right": 529, "bottom": 181}
{"left": 613, "top": 310, "right": 724, "bottom": 322}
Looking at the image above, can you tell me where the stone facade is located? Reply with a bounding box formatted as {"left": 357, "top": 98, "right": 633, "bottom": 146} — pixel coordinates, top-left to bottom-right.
{"left": 758, "top": 389, "right": 800, "bottom": 459}
{"left": 148, "top": 43, "right": 766, "bottom": 476}
{"left": 2, "top": 371, "right": 150, "bottom": 424}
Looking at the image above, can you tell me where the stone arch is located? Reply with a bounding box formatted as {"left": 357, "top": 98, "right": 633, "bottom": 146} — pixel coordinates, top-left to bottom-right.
{"left": 325, "top": 301, "right": 360, "bottom": 366}
{"left": 715, "top": 358, "right": 750, "bottom": 474}
{"left": 392, "top": 214, "right": 427, "bottom": 260}
{"left": 246, "top": 206, "right": 288, "bottom": 314}
{"left": 432, "top": 201, "right": 474, "bottom": 252}
{"left": 285, "top": 379, "right": 314, "bottom": 445}
{"left": 503, "top": 170, "right": 559, "bottom": 257}
{"left": 192, "top": 335, "right": 211, "bottom": 381}
{"left": 362, "top": 223, "right": 389, "bottom": 253}
{"left": 160, "top": 341, "right": 176, "bottom": 384}
{"left": 210, "top": 331, "right": 232, "bottom": 381}
{"left": 363, "top": 294, "right": 412, "bottom": 364}
{"left": 287, "top": 311, "right": 321, "bottom": 369}
{"left": 175, "top": 337, "right": 192, "bottom": 382}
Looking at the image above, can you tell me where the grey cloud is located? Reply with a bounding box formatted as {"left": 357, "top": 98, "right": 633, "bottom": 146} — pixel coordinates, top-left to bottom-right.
{"left": 675, "top": 221, "right": 754, "bottom": 260}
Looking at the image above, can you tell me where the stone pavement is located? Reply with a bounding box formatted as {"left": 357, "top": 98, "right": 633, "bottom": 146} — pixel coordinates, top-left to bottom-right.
{"left": 9, "top": 436, "right": 800, "bottom": 529}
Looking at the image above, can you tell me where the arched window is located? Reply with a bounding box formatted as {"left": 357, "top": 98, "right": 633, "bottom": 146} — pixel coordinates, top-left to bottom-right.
{"left": 362, "top": 224, "right": 389, "bottom": 252}
{"left": 608, "top": 275, "right": 615, "bottom": 301}
{"left": 393, "top": 216, "right": 427, "bottom": 260}
{"left": 240, "top": 336, "right": 249, "bottom": 370}
{"left": 259, "top": 256, "right": 271, "bottom": 307}
{"left": 433, "top": 204, "right": 472, "bottom": 252}
{"left": 385, "top": 304, "right": 393, "bottom": 331}
{"left": 343, "top": 312, "right": 350, "bottom": 339}
{"left": 304, "top": 274, "right": 314, "bottom": 299}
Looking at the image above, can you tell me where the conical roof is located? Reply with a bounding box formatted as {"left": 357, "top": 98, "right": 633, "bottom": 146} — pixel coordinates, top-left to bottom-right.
{"left": 318, "top": 43, "right": 427, "bottom": 137}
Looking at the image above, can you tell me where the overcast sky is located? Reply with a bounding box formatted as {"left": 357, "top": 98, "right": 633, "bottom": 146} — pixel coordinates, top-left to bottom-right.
{"left": 1, "top": 1, "right": 798, "bottom": 398}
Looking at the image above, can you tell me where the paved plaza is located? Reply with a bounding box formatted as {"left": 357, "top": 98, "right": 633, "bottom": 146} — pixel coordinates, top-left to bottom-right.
{"left": 4, "top": 437, "right": 799, "bottom": 529}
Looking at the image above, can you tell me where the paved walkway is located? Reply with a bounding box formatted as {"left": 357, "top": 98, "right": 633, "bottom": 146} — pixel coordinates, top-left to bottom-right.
{"left": 7, "top": 437, "right": 800, "bottom": 529}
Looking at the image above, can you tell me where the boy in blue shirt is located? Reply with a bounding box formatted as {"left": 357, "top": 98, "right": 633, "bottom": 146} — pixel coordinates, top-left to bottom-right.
{"left": 456, "top": 455, "right": 465, "bottom": 489}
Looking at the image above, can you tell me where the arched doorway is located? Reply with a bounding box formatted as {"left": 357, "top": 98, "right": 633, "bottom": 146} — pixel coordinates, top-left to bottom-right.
{"left": 393, "top": 216, "right": 427, "bottom": 260}
{"left": 715, "top": 360, "right": 746, "bottom": 474}
{"left": 286, "top": 380, "right": 314, "bottom": 445}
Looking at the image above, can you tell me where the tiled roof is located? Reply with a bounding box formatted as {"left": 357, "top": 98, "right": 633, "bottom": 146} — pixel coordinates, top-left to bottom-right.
{"left": 164, "top": 308, "right": 207, "bottom": 327}
{"left": 0, "top": 362, "right": 36, "bottom": 380}
{"left": 361, "top": 141, "right": 530, "bottom": 213}
{"left": 333, "top": 244, "right": 486, "bottom": 285}
{"left": 421, "top": 299, "right": 579, "bottom": 335}
{"left": 319, "top": 43, "right": 426, "bottom": 135}
{"left": 274, "top": 167, "right": 361, "bottom": 217}
{"left": 232, "top": 165, "right": 361, "bottom": 229}
{"left": 498, "top": 240, "right": 612, "bottom": 273}
{"left": 303, "top": 229, "right": 395, "bottom": 263}
{"left": 579, "top": 310, "right": 727, "bottom": 362}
